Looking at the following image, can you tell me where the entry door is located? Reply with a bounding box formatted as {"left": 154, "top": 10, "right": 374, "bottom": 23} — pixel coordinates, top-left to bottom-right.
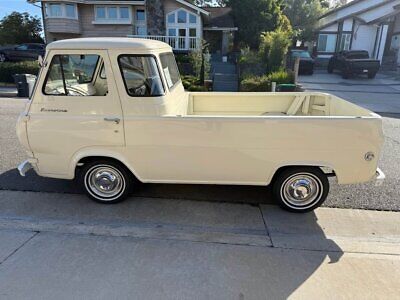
{"left": 178, "top": 28, "right": 187, "bottom": 50}
{"left": 27, "top": 50, "right": 125, "bottom": 176}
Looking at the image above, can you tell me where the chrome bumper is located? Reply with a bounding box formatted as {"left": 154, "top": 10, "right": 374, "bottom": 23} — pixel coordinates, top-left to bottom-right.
{"left": 375, "top": 168, "right": 385, "bottom": 187}
{"left": 17, "top": 160, "right": 33, "bottom": 177}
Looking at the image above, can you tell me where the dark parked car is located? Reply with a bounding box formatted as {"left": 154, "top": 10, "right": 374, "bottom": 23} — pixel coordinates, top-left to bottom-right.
{"left": 288, "top": 49, "right": 315, "bottom": 75}
{"left": 327, "top": 50, "right": 380, "bottom": 79}
{"left": 0, "top": 43, "right": 45, "bottom": 62}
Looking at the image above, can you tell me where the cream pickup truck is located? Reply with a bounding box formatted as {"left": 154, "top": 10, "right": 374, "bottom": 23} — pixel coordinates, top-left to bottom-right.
{"left": 16, "top": 38, "right": 385, "bottom": 212}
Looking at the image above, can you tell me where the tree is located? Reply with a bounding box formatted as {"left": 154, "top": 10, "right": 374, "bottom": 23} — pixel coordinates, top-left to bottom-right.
{"left": 282, "top": 0, "right": 327, "bottom": 43}
{"left": 0, "top": 12, "right": 44, "bottom": 45}
{"left": 193, "top": 0, "right": 226, "bottom": 6}
{"left": 225, "top": 0, "right": 287, "bottom": 49}
{"left": 260, "top": 28, "right": 292, "bottom": 72}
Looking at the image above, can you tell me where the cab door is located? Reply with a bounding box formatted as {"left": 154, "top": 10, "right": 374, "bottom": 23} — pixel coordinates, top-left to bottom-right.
{"left": 27, "top": 50, "right": 125, "bottom": 177}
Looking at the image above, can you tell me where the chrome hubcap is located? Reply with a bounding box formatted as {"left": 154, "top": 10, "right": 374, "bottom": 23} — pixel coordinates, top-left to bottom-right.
{"left": 85, "top": 165, "right": 125, "bottom": 200}
{"left": 281, "top": 173, "right": 322, "bottom": 208}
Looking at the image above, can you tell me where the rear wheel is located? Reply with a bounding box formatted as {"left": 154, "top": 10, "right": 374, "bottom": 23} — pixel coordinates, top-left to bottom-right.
{"left": 368, "top": 72, "right": 376, "bottom": 79}
{"left": 79, "top": 160, "right": 134, "bottom": 204}
{"left": 342, "top": 71, "right": 350, "bottom": 79}
{"left": 272, "top": 167, "right": 329, "bottom": 213}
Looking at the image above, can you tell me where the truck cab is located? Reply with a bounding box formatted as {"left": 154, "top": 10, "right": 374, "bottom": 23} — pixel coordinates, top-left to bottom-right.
{"left": 17, "top": 38, "right": 384, "bottom": 213}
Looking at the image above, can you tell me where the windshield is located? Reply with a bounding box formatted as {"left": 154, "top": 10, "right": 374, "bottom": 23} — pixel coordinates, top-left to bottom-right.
{"left": 292, "top": 51, "right": 311, "bottom": 58}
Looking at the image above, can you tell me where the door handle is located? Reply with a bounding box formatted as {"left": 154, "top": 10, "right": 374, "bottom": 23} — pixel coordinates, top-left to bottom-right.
{"left": 104, "top": 117, "right": 121, "bottom": 124}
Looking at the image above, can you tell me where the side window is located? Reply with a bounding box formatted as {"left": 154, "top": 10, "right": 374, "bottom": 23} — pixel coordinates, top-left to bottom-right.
{"left": 43, "top": 54, "right": 108, "bottom": 96}
{"left": 118, "top": 55, "right": 164, "bottom": 97}
{"left": 160, "top": 52, "right": 180, "bottom": 89}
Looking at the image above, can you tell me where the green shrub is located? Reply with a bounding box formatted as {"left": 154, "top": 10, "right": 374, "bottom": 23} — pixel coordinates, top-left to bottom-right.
{"left": 267, "top": 70, "right": 294, "bottom": 85}
{"left": 187, "top": 85, "right": 208, "bottom": 92}
{"left": 260, "top": 29, "right": 292, "bottom": 73}
{"left": 0, "top": 61, "right": 39, "bottom": 83}
{"left": 175, "top": 54, "right": 191, "bottom": 64}
{"left": 239, "top": 47, "right": 266, "bottom": 78}
{"left": 181, "top": 75, "right": 207, "bottom": 91}
{"left": 189, "top": 46, "right": 211, "bottom": 81}
{"left": 240, "top": 75, "right": 271, "bottom": 92}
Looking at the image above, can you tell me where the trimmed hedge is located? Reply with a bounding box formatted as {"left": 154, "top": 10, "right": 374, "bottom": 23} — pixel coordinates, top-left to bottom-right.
{"left": 268, "top": 70, "right": 294, "bottom": 85}
{"left": 240, "top": 70, "right": 294, "bottom": 92}
{"left": 240, "top": 75, "right": 271, "bottom": 92}
{"left": 0, "top": 61, "right": 40, "bottom": 83}
{"left": 181, "top": 75, "right": 208, "bottom": 92}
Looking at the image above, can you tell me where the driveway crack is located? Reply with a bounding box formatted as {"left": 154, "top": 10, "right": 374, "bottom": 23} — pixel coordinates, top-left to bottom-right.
{"left": 0, "top": 231, "right": 39, "bottom": 265}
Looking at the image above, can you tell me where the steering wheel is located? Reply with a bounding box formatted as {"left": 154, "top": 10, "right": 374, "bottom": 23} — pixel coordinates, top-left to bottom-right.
{"left": 129, "top": 81, "right": 151, "bottom": 96}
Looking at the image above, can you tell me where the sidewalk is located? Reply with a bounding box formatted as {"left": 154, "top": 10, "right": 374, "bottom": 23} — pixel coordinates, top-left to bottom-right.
{"left": 0, "top": 190, "right": 399, "bottom": 299}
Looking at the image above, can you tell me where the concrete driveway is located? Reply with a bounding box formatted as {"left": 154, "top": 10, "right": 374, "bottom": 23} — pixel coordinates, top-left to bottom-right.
{"left": 299, "top": 70, "right": 400, "bottom": 115}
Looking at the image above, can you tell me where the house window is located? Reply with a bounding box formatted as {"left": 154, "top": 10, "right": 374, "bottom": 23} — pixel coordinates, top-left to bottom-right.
{"left": 46, "top": 3, "right": 77, "bottom": 19}
{"left": 189, "top": 14, "right": 197, "bottom": 24}
{"left": 177, "top": 10, "right": 187, "bottom": 23}
{"left": 49, "top": 4, "right": 62, "bottom": 17}
{"left": 108, "top": 7, "right": 118, "bottom": 19}
{"left": 136, "top": 9, "right": 146, "bottom": 22}
{"left": 167, "top": 9, "right": 197, "bottom": 25}
{"left": 168, "top": 28, "right": 176, "bottom": 36}
{"left": 94, "top": 6, "right": 132, "bottom": 23}
{"left": 65, "top": 4, "right": 76, "bottom": 18}
{"left": 317, "top": 34, "right": 337, "bottom": 52}
{"left": 168, "top": 13, "right": 175, "bottom": 24}
{"left": 96, "top": 7, "right": 106, "bottom": 19}
{"left": 120, "top": 7, "right": 130, "bottom": 19}
{"left": 339, "top": 33, "right": 351, "bottom": 51}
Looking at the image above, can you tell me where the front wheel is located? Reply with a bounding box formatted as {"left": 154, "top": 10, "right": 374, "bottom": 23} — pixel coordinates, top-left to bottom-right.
{"left": 272, "top": 167, "right": 329, "bottom": 213}
{"left": 79, "top": 160, "right": 134, "bottom": 204}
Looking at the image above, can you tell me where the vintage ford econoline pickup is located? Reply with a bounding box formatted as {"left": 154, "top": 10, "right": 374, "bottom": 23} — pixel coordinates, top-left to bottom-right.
{"left": 16, "top": 38, "right": 385, "bottom": 212}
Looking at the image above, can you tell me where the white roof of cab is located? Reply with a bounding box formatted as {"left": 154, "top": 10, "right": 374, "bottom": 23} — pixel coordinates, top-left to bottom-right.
{"left": 47, "top": 38, "right": 172, "bottom": 51}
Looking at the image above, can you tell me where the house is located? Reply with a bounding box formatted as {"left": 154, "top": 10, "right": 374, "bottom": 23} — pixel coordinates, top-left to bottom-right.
{"left": 316, "top": 0, "right": 400, "bottom": 68}
{"left": 28, "top": 0, "right": 237, "bottom": 54}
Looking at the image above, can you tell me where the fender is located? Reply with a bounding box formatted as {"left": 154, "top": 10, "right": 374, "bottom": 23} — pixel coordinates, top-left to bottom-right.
{"left": 68, "top": 146, "right": 143, "bottom": 182}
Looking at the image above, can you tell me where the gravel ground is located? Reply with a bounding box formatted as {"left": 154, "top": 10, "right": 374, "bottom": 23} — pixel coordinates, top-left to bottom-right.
{"left": 0, "top": 98, "right": 399, "bottom": 211}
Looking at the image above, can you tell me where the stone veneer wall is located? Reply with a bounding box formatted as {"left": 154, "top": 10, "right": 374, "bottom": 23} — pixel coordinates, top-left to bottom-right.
{"left": 146, "top": 0, "right": 165, "bottom": 35}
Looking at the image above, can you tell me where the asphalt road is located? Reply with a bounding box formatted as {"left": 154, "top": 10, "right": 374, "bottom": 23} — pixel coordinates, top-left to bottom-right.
{"left": 1, "top": 95, "right": 399, "bottom": 211}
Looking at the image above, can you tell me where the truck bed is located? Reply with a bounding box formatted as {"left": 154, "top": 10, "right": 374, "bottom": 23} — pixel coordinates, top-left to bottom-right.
{"left": 186, "top": 92, "right": 376, "bottom": 118}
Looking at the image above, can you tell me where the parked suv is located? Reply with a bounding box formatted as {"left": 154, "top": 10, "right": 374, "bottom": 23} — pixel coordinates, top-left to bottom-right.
{"left": 327, "top": 50, "right": 380, "bottom": 79}
{"left": 0, "top": 43, "right": 45, "bottom": 62}
{"left": 287, "top": 49, "right": 315, "bottom": 75}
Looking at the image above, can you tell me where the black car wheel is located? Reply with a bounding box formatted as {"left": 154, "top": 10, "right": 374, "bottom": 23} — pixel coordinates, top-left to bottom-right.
{"left": 368, "top": 72, "right": 377, "bottom": 79}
